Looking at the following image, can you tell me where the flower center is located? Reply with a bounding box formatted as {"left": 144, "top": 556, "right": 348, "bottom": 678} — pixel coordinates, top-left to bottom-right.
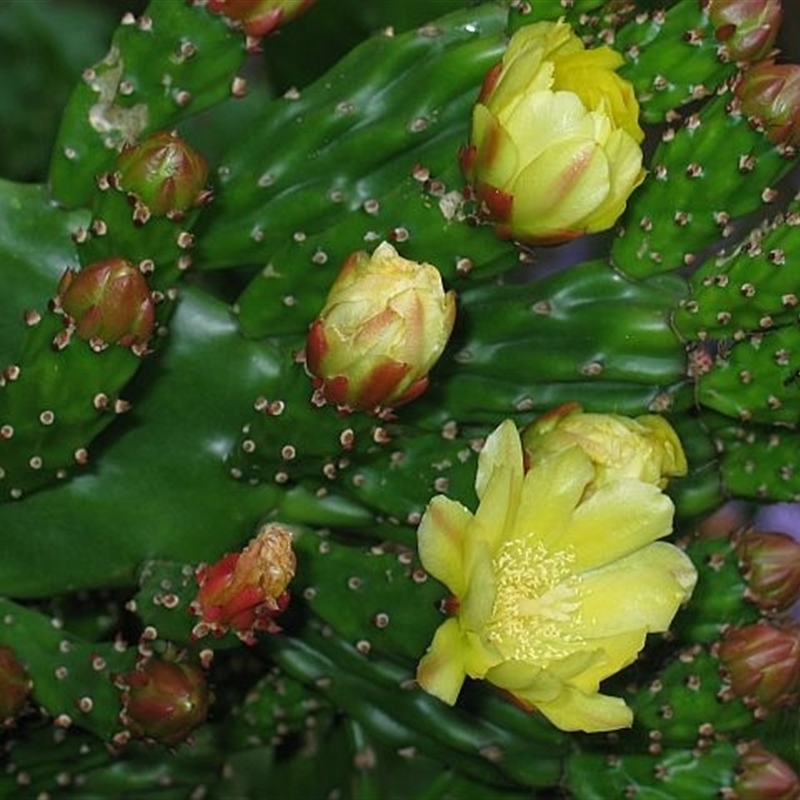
{"left": 485, "top": 534, "right": 583, "bottom": 663}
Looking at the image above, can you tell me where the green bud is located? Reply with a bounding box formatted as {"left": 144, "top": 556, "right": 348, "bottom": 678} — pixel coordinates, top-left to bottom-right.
{"left": 56, "top": 258, "right": 155, "bottom": 347}
{"left": 116, "top": 131, "right": 210, "bottom": 218}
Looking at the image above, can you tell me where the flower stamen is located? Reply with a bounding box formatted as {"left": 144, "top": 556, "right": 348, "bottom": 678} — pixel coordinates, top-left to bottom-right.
{"left": 487, "top": 535, "right": 583, "bottom": 663}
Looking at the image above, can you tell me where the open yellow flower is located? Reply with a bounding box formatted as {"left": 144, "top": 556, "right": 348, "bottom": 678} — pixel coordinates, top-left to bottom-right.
{"left": 415, "top": 416, "right": 696, "bottom": 732}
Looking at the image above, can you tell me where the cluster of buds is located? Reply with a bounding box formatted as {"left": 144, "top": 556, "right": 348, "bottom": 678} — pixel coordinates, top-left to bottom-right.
{"left": 707, "top": 0, "right": 782, "bottom": 63}
{"left": 0, "top": 646, "right": 31, "bottom": 724}
{"left": 191, "top": 523, "right": 296, "bottom": 645}
{"left": 56, "top": 258, "right": 155, "bottom": 349}
{"left": 116, "top": 658, "right": 209, "bottom": 746}
{"left": 115, "top": 130, "right": 210, "bottom": 220}
{"left": 305, "top": 241, "right": 456, "bottom": 413}
{"left": 206, "top": 0, "right": 314, "bottom": 38}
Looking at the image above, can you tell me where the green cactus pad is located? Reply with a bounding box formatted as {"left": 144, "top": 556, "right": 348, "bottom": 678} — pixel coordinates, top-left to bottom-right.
{"left": 566, "top": 739, "right": 737, "bottom": 799}
{"left": 49, "top": 0, "right": 245, "bottom": 208}
{"left": 712, "top": 418, "right": 800, "bottom": 502}
{"left": 670, "top": 535, "right": 761, "bottom": 645}
{"left": 674, "top": 203, "right": 800, "bottom": 340}
{"left": 0, "top": 597, "right": 134, "bottom": 741}
{"left": 195, "top": 4, "right": 508, "bottom": 273}
{"left": 628, "top": 644, "right": 754, "bottom": 747}
{"left": 612, "top": 91, "right": 798, "bottom": 279}
{"left": 696, "top": 326, "right": 800, "bottom": 427}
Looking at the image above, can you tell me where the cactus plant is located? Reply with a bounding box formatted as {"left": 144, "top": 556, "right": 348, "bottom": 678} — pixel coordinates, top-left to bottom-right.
{"left": 1, "top": 0, "right": 800, "bottom": 796}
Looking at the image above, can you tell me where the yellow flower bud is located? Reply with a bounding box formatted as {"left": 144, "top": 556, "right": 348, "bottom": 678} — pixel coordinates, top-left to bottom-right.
{"left": 305, "top": 242, "right": 456, "bottom": 412}
{"left": 460, "top": 19, "right": 646, "bottom": 245}
{"left": 521, "top": 402, "right": 687, "bottom": 491}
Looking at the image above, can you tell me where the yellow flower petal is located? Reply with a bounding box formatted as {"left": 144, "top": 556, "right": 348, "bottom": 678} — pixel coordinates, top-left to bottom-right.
{"left": 583, "top": 128, "right": 644, "bottom": 233}
{"left": 534, "top": 685, "right": 633, "bottom": 733}
{"left": 511, "top": 447, "right": 593, "bottom": 548}
{"left": 562, "top": 479, "right": 675, "bottom": 572}
{"left": 561, "top": 629, "right": 647, "bottom": 692}
{"left": 575, "top": 542, "right": 698, "bottom": 637}
{"left": 462, "top": 629, "right": 504, "bottom": 678}
{"left": 505, "top": 90, "right": 594, "bottom": 164}
{"left": 472, "top": 421, "right": 523, "bottom": 555}
{"left": 417, "top": 495, "right": 473, "bottom": 597}
{"left": 471, "top": 104, "right": 520, "bottom": 190}
{"left": 415, "top": 618, "right": 468, "bottom": 706}
{"left": 486, "top": 658, "right": 563, "bottom": 703}
{"left": 511, "top": 137, "right": 610, "bottom": 236}
{"left": 460, "top": 538, "right": 497, "bottom": 632}
{"left": 475, "top": 419, "right": 522, "bottom": 500}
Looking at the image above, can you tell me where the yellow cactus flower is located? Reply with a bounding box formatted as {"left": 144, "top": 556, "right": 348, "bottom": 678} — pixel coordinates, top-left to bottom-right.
{"left": 460, "top": 19, "right": 646, "bottom": 245}
{"left": 305, "top": 241, "right": 457, "bottom": 412}
{"left": 415, "top": 416, "right": 696, "bottom": 733}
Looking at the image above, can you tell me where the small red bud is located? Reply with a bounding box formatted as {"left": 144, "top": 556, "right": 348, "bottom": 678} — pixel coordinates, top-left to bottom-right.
{"left": 116, "top": 131, "right": 209, "bottom": 217}
{"left": 735, "top": 527, "right": 800, "bottom": 613}
{"left": 733, "top": 741, "right": 800, "bottom": 800}
{"left": 718, "top": 622, "right": 800, "bottom": 710}
{"left": 707, "top": 0, "right": 783, "bottom": 63}
{"left": 207, "top": 0, "right": 314, "bottom": 37}
{"left": 117, "top": 658, "right": 209, "bottom": 746}
{"left": 57, "top": 258, "right": 155, "bottom": 347}
{"left": 0, "top": 646, "right": 31, "bottom": 723}
{"left": 191, "top": 523, "right": 296, "bottom": 644}
{"left": 736, "top": 60, "right": 800, "bottom": 147}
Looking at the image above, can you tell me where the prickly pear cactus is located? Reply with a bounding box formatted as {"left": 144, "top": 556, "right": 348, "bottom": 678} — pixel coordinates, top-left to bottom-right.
{"left": 2, "top": 0, "right": 800, "bottom": 797}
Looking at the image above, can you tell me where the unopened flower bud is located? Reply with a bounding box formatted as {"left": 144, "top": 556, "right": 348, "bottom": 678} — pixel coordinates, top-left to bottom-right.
{"left": 718, "top": 622, "right": 800, "bottom": 709}
{"left": 117, "top": 659, "right": 209, "bottom": 746}
{"left": 732, "top": 741, "right": 800, "bottom": 800}
{"left": 735, "top": 527, "right": 800, "bottom": 613}
{"left": 736, "top": 60, "right": 800, "bottom": 147}
{"left": 207, "top": 0, "right": 314, "bottom": 37}
{"left": 708, "top": 0, "right": 783, "bottom": 63}
{"left": 116, "top": 131, "right": 209, "bottom": 217}
{"left": 305, "top": 241, "right": 457, "bottom": 412}
{"left": 57, "top": 258, "right": 155, "bottom": 347}
{"left": 460, "top": 19, "right": 645, "bottom": 244}
{"left": 0, "top": 646, "right": 31, "bottom": 722}
{"left": 192, "top": 523, "right": 296, "bottom": 644}
{"left": 521, "top": 403, "right": 687, "bottom": 491}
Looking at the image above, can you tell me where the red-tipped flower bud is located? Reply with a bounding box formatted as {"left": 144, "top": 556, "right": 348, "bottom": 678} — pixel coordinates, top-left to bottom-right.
{"left": 117, "top": 659, "right": 209, "bottom": 746}
{"left": 735, "top": 527, "right": 800, "bottom": 613}
{"left": 116, "top": 131, "right": 209, "bottom": 217}
{"left": 57, "top": 258, "right": 155, "bottom": 347}
{"left": 736, "top": 60, "right": 800, "bottom": 147}
{"left": 207, "top": 0, "right": 314, "bottom": 37}
{"left": 708, "top": 0, "right": 783, "bottom": 63}
{"left": 305, "top": 241, "right": 456, "bottom": 412}
{"left": 0, "top": 646, "right": 31, "bottom": 723}
{"left": 718, "top": 622, "right": 800, "bottom": 709}
{"left": 191, "top": 523, "right": 296, "bottom": 644}
{"left": 460, "top": 19, "right": 645, "bottom": 245}
{"left": 732, "top": 741, "right": 800, "bottom": 800}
